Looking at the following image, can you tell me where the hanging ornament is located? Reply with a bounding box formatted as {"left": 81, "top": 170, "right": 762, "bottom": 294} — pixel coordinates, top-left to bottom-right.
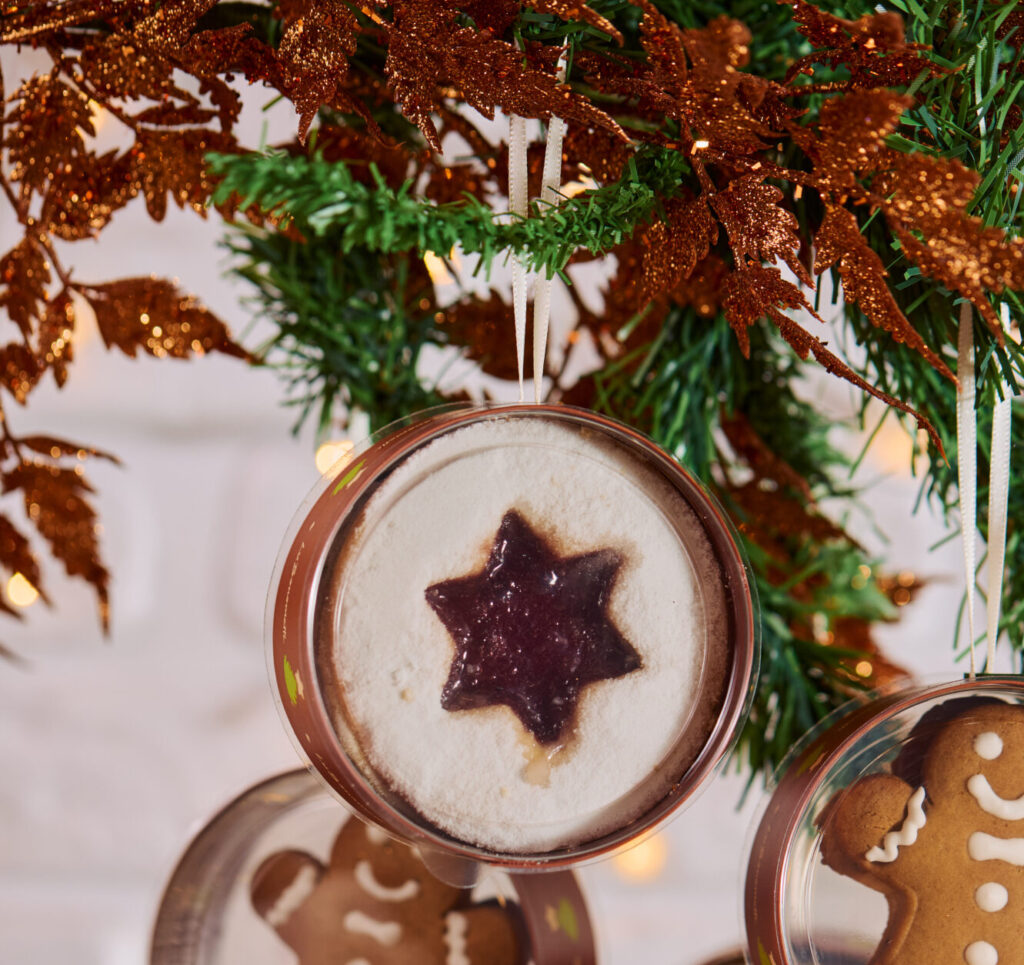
{"left": 268, "top": 403, "right": 757, "bottom": 867}
{"left": 266, "top": 109, "right": 756, "bottom": 869}
{"left": 744, "top": 677, "right": 1024, "bottom": 965}
{"left": 745, "top": 302, "right": 1019, "bottom": 964}
{"left": 151, "top": 769, "right": 595, "bottom": 964}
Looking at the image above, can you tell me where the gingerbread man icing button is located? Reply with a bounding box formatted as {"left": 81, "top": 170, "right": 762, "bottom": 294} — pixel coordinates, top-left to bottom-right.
{"left": 820, "top": 701, "right": 1024, "bottom": 965}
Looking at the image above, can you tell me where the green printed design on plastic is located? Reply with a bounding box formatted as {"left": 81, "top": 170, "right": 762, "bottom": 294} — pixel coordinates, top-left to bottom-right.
{"left": 284, "top": 656, "right": 299, "bottom": 705}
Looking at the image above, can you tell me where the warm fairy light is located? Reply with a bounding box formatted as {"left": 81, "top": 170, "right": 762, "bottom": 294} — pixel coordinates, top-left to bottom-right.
{"left": 314, "top": 440, "right": 354, "bottom": 475}
{"left": 855, "top": 660, "right": 873, "bottom": 678}
{"left": 612, "top": 834, "right": 668, "bottom": 881}
{"left": 424, "top": 251, "right": 454, "bottom": 285}
{"left": 693, "top": 139, "right": 710, "bottom": 149}
{"left": 893, "top": 588, "right": 912, "bottom": 606}
{"left": 7, "top": 573, "right": 39, "bottom": 608}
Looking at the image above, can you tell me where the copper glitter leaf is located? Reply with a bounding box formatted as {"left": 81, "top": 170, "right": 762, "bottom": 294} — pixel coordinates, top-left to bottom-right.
{"left": 681, "top": 15, "right": 753, "bottom": 73}
{"left": 36, "top": 293, "right": 75, "bottom": 388}
{"left": 0, "top": 0, "right": 116, "bottom": 44}
{"left": 79, "top": 34, "right": 181, "bottom": 102}
{"left": 876, "top": 151, "right": 977, "bottom": 217}
{"left": 385, "top": 0, "right": 624, "bottom": 152}
{"left": 80, "top": 278, "right": 249, "bottom": 361}
{"left": 668, "top": 253, "right": 728, "bottom": 318}
{"left": 0, "top": 344, "right": 40, "bottom": 404}
{"left": 711, "top": 177, "right": 809, "bottom": 285}
{"left": 783, "top": 0, "right": 938, "bottom": 89}
{"left": 3, "top": 75, "right": 94, "bottom": 194}
{"left": 133, "top": 103, "right": 219, "bottom": 126}
{"left": 0, "top": 239, "right": 50, "bottom": 337}
{"left": 423, "top": 162, "right": 490, "bottom": 206}
{"left": 441, "top": 294, "right": 518, "bottom": 380}
{"left": 640, "top": 196, "right": 718, "bottom": 302}
{"left": 635, "top": 1, "right": 688, "bottom": 97}
{"left": 3, "top": 462, "right": 109, "bottom": 628}
{"left": 815, "top": 205, "right": 953, "bottom": 380}
{"left": 721, "top": 264, "right": 810, "bottom": 356}
{"left": 877, "top": 153, "right": 1024, "bottom": 339}
{"left": 720, "top": 410, "right": 812, "bottom": 502}
{"left": 277, "top": 0, "right": 359, "bottom": 142}
{"left": 799, "top": 89, "right": 910, "bottom": 188}
{"left": 729, "top": 479, "right": 846, "bottom": 550}
{"left": 132, "top": 0, "right": 218, "bottom": 53}
{"left": 461, "top": 0, "right": 520, "bottom": 34}
{"left": 0, "top": 514, "right": 48, "bottom": 607}
{"left": 524, "top": 0, "right": 624, "bottom": 43}
{"left": 40, "top": 150, "right": 134, "bottom": 242}
{"left": 562, "top": 123, "right": 631, "bottom": 184}
{"left": 720, "top": 265, "right": 939, "bottom": 448}
{"left": 20, "top": 436, "right": 118, "bottom": 464}
{"left": 773, "top": 308, "right": 942, "bottom": 451}
{"left": 184, "top": 22, "right": 277, "bottom": 87}
{"left": 831, "top": 616, "right": 910, "bottom": 692}
{"left": 302, "top": 123, "right": 413, "bottom": 189}
{"left": 128, "top": 128, "right": 236, "bottom": 221}
{"left": 892, "top": 224, "right": 1024, "bottom": 339}
{"left": 679, "top": 18, "right": 773, "bottom": 156}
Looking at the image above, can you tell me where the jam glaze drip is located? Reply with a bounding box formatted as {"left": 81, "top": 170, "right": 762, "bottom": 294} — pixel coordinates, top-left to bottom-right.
{"left": 425, "top": 510, "right": 642, "bottom": 747}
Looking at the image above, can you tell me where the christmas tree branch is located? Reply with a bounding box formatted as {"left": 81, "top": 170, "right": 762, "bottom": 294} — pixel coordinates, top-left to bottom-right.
{"left": 209, "top": 146, "right": 691, "bottom": 277}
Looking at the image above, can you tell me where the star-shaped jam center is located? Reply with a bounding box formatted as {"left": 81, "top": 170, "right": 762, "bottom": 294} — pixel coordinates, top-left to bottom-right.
{"left": 425, "top": 510, "right": 642, "bottom": 745}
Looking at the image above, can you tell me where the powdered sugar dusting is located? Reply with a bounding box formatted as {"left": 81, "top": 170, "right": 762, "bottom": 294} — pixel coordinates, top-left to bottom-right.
{"left": 326, "top": 414, "right": 724, "bottom": 853}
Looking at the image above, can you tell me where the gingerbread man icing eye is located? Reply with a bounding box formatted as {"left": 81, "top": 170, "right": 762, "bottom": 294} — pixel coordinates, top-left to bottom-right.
{"left": 974, "top": 732, "right": 1004, "bottom": 760}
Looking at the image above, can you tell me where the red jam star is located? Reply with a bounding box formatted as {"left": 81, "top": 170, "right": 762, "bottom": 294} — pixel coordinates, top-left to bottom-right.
{"left": 425, "top": 510, "right": 642, "bottom": 745}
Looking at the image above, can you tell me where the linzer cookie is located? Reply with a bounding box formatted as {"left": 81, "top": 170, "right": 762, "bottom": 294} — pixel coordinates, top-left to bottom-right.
{"left": 820, "top": 701, "right": 1024, "bottom": 965}
{"left": 251, "top": 820, "right": 521, "bottom": 965}
{"left": 269, "top": 404, "right": 756, "bottom": 864}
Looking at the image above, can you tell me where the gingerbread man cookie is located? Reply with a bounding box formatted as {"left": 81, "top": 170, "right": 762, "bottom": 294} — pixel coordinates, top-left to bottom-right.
{"left": 820, "top": 701, "right": 1024, "bottom": 964}
{"left": 251, "top": 819, "right": 523, "bottom": 965}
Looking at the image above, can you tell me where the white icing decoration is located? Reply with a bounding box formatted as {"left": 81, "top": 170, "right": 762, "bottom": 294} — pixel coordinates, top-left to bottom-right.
{"left": 444, "top": 911, "right": 470, "bottom": 965}
{"left": 975, "top": 882, "right": 1009, "bottom": 912}
{"left": 865, "top": 786, "right": 927, "bottom": 863}
{"left": 354, "top": 860, "right": 420, "bottom": 902}
{"left": 964, "top": 941, "right": 998, "bottom": 965}
{"left": 969, "top": 831, "right": 1024, "bottom": 865}
{"left": 343, "top": 910, "right": 402, "bottom": 946}
{"left": 264, "top": 865, "right": 319, "bottom": 928}
{"left": 974, "top": 732, "right": 1004, "bottom": 760}
{"left": 346, "top": 959, "right": 372, "bottom": 965}
{"left": 967, "top": 774, "right": 1024, "bottom": 821}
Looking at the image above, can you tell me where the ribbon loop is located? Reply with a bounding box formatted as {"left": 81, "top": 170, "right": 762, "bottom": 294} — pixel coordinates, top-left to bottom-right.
{"left": 509, "top": 57, "right": 568, "bottom": 403}
{"left": 508, "top": 114, "right": 528, "bottom": 401}
{"left": 957, "top": 301, "right": 978, "bottom": 676}
{"left": 957, "top": 299, "right": 1015, "bottom": 676}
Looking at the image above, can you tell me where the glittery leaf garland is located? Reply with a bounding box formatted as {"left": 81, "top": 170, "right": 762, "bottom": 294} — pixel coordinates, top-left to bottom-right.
{"left": 0, "top": 0, "right": 262, "bottom": 648}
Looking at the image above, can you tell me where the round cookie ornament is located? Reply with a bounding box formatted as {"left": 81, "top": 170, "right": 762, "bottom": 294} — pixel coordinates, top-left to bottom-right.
{"left": 744, "top": 677, "right": 1024, "bottom": 965}
{"left": 151, "top": 768, "right": 596, "bottom": 964}
{"left": 267, "top": 403, "right": 757, "bottom": 869}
